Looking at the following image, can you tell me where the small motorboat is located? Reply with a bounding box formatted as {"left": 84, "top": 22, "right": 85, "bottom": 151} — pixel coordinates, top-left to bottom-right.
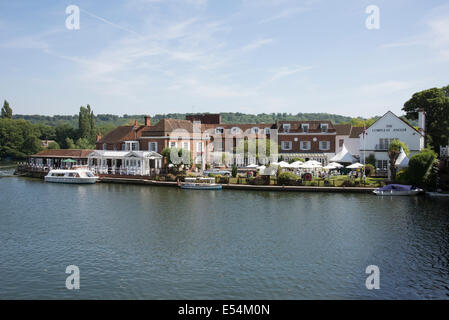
{"left": 180, "top": 177, "right": 222, "bottom": 190}
{"left": 373, "top": 184, "right": 423, "bottom": 196}
{"left": 45, "top": 169, "right": 98, "bottom": 184}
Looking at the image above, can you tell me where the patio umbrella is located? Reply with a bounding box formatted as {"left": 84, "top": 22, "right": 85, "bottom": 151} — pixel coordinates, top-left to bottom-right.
{"left": 257, "top": 165, "right": 266, "bottom": 171}
{"left": 323, "top": 165, "right": 336, "bottom": 170}
{"left": 246, "top": 164, "right": 259, "bottom": 168}
{"left": 328, "top": 162, "right": 343, "bottom": 168}
{"left": 304, "top": 160, "right": 322, "bottom": 167}
{"left": 62, "top": 158, "right": 77, "bottom": 163}
{"left": 289, "top": 161, "right": 304, "bottom": 168}
{"left": 346, "top": 162, "right": 364, "bottom": 169}
{"left": 278, "top": 161, "right": 291, "bottom": 168}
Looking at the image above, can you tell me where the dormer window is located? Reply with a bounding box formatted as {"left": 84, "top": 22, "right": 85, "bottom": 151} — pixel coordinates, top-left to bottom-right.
{"left": 302, "top": 124, "right": 309, "bottom": 133}
{"left": 264, "top": 127, "right": 271, "bottom": 135}
{"left": 283, "top": 124, "right": 291, "bottom": 133}
{"left": 251, "top": 127, "right": 260, "bottom": 134}
{"left": 321, "top": 123, "right": 328, "bottom": 133}
{"left": 231, "top": 127, "right": 241, "bottom": 134}
{"left": 215, "top": 127, "right": 224, "bottom": 134}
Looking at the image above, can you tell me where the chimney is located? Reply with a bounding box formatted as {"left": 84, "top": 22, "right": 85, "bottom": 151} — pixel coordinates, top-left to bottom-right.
{"left": 418, "top": 109, "right": 425, "bottom": 133}
{"left": 134, "top": 120, "right": 139, "bottom": 127}
{"left": 96, "top": 133, "right": 102, "bottom": 142}
{"left": 144, "top": 115, "right": 151, "bottom": 126}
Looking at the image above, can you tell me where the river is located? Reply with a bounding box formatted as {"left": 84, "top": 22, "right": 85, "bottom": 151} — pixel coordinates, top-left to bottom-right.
{"left": 0, "top": 171, "right": 448, "bottom": 299}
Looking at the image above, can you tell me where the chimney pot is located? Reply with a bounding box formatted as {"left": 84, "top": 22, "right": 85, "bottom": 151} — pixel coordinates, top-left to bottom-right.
{"left": 144, "top": 115, "right": 151, "bottom": 126}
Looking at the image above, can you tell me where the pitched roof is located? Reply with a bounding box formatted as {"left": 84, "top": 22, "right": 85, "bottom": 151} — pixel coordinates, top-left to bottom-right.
{"left": 365, "top": 111, "right": 423, "bottom": 135}
{"left": 275, "top": 120, "right": 336, "bottom": 133}
{"left": 141, "top": 118, "right": 194, "bottom": 136}
{"left": 98, "top": 125, "right": 146, "bottom": 143}
{"left": 334, "top": 124, "right": 352, "bottom": 135}
{"left": 31, "top": 149, "right": 93, "bottom": 158}
{"left": 349, "top": 126, "right": 365, "bottom": 138}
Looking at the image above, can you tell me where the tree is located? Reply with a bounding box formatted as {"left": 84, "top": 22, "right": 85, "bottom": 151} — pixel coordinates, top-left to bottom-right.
{"left": 403, "top": 86, "right": 449, "bottom": 153}
{"left": 398, "top": 149, "right": 438, "bottom": 187}
{"left": 365, "top": 153, "right": 376, "bottom": 167}
{"left": 47, "top": 141, "right": 60, "bottom": 149}
{"left": 75, "top": 138, "right": 94, "bottom": 149}
{"left": 388, "top": 140, "right": 410, "bottom": 180}
{"left": 78, "top": 105, "right": 96, "bottom": 144}
{"left": 65, "top": 137, "right": 76, "bottom": 149}
{"left": 1, "top": 100, "right": 13, "bottom": 119}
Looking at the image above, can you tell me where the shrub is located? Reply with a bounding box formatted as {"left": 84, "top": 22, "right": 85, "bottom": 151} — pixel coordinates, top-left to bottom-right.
{"left": 405, "top": 149, "right": 438, "bottom": 187}
{"left": 363, "top": 164, "right": 375, "bottom": 177}
{"left": 166, "top": 173, "right": 177, "bottom": 182}
{"left": 231, "top": 164, "right": 238, "bottom": 178}
{"left": 341, "top": 180, "right": 354, "bottom": 187}
{"left": 277, "top": 172, "right": 298, "bottom": 186}
{"left": 366, "top": 153, "right": 376, "bottom": 167}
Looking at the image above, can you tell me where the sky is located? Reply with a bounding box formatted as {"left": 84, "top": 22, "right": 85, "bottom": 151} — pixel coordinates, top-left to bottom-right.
{"left": 1, "top": 0, "right": 448, "bottom": 117}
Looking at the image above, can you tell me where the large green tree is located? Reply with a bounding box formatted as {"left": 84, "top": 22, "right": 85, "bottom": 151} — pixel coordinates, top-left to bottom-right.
{"left": 403, "top": 86, "right": 449, "bottom": 153}
{"left": 0, "top": 118, "right": 42, "bottom": 158}
{"left": 78, "top": 104, "right": 96, "bottom": 144}
{"left": 1, "top": 100, "right": 13, "bottom": 119}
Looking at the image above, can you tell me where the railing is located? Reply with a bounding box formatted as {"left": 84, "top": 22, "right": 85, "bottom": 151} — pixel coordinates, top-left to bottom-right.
{"left": 375, "top": 144, "right": 389, "bottom": 151}
{"left": 89, "top": 166, "right": 160, "bottom": 176}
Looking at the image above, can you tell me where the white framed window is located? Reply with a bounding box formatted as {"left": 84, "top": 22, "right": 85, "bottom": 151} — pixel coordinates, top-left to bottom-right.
{"left": 376, "top": 160, "right": 388, "bottom": 170}
{"left": 169, "top": 141, "right": 177, "bottom": 148}
{"left": 264, "top": 127, "right": 271, "bottom": 134}
{"left": 302, "top": 124, "right": 309, "bottom": 133}
{"left": 251, "top": 127, "right": 260, "bottom": 134}
{"left": 281, "top": 141, "right": 292, "bottom": 150}
{"left": 215, "top": 141, "right": 223, "bottom": 151}
{"left": 148, "top": 142, "right": 158, "bottom": 152}
{"left": 283, "top": 123, "right": 291, "bottom": 133}
{"left": 215, "top": 127, "right": 224, "bottom": 134}
{"left": 182, "top": 141, "right": 190, "bottom": 150}
{"left": 321, "top": 123, "right": 328, "bottom": 133}
{"left": 319, "top": 141, "right": 330, "bottom": 150}
{"left": 196, "top": 142, "right": 203, "bottom": 152}
{"left": 102, "top": 143, "right": 107, "bottom": 150}
{"left": 300, "top": 141, "right": 311, "bottom": 150}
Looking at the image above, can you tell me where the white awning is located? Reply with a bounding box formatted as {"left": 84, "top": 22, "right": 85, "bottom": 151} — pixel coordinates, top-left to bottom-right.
{"left": 330, "top": 144, "right": 356, "bottom": 163}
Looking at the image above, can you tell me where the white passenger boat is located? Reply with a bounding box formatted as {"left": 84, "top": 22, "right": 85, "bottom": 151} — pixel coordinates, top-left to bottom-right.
{"left": 44, "top": 169, "right": 98, "bottom": 184}
{"left": 373, "top": 184, "right": 423, "bottom": 196}
{"left": 180, "top": 177, "right": 222, "bottom": 190}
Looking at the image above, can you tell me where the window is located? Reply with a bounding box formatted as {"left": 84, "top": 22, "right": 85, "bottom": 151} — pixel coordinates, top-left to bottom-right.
{"left": 376, "top": 160, "right": 388, "bottom": 170}
{"left": 281, "top": 141, "right": 292, "bottom": 150}
{"left": 231, "top": 127, "right": 241, "bottom": 134}
{"left": 251, "top": 127, "right": 260, "bottom": 134}
{"left": 215, "top": 127, "right": 224, "bottom": 134}
{"left": 113, "top": 145, "right": 117, "bottom": 151}
{"left": 283, "top": 123, "right": 291, "bottom": 133}
{"left": 148, "top": 142, "right": 158, "bottom": 152}
{"left": 102, "top": 143, "right": 107, "bottom": 150}
{"left": 182, "top": 141, "right": 190, "bottom": 150}
{"left": 196, "top": 142, "right": 203, "bottom": 152}
{"left": 300, "top": 141, "right": 311, "bottom": 150}
{"left": 215, "top": 141, "right": 223, "bottom": 151}
{"left": 264, "top": 127, "right": 271, "bottom": 135}
{"left": 339, "top": 139, "right": 344, "bottom": 147}
{"left": 321, "top": 124, "right": 328, "bottom": 133}
{"left": 302, "top": 124, "right": 309, "bottom": 133}
{"left": 169, "top": 141, "right": 177, "bottom": 148}
{"left": 319, "top": 141, "right": 330, "bottom": 150}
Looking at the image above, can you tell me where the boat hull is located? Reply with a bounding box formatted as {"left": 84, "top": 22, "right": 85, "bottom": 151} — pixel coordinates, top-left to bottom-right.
{"left": 180, "top": 184, "right": 222, "bottom": 190}
{"left": 373, "top": 189, "right": 422, "bottom": 196}
{"left": 44, "top": 176, "right": 98, "bottom": 184}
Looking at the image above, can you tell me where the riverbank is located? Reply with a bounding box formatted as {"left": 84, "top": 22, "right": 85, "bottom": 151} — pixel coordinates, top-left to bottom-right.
{"left": 98, "top": 176, "right": 376, "bottom": 193}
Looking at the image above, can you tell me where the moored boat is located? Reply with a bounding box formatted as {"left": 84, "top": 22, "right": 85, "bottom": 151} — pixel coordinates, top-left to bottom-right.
{"left": 44, "top": 169, "right": 98, "bottom": 184}
{"left": 426, "top": 191, "right": 449, "bottom": 197}
{"left": 180, "top": 177, "right": 222, "bottom": 190}
{"left": 373, "top": 184, "right": 423, "bottom": 196}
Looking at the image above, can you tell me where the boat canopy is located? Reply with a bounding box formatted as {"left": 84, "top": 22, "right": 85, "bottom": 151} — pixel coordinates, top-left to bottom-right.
{"left": 377, "top": 184, "right": 416, "bottom": 191}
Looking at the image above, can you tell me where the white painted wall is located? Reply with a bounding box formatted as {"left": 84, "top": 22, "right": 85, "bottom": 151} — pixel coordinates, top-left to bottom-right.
{"left": 336, "top": 135, "right": 361, "bottom": 158}
{"left": 359, "top": 111, "right": 424, "bottom": 163}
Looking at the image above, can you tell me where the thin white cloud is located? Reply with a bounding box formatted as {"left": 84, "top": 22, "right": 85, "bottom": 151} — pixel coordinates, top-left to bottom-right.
{"left": 259, "top": 7, "right": 309, "bottom": 24}
{"left": 360, "top": 81, "right": 415, "bottom": 95}
{"left": 270, "top": 65, "right": 312, "bottom": 81}
{"left": 81, "top": 9, "right": 142, "bottom": 36}
{"left": 241, "top": 38, "right": 273, "bottom": 52}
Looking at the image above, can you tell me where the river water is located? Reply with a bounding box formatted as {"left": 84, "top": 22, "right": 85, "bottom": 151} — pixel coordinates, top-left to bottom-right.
{"left": 0, "top": 171, "right": 448, "bottom": 299}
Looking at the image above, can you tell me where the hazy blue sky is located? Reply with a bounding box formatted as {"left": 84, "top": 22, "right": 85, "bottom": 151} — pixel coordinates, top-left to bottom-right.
{"left": 1, "top": 0, "right": 448, "bottom": 117}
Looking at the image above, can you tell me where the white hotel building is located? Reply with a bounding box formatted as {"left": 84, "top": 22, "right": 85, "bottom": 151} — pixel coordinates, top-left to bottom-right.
{"left": 359, "top": 111, "right": 425, "bottom": 171}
